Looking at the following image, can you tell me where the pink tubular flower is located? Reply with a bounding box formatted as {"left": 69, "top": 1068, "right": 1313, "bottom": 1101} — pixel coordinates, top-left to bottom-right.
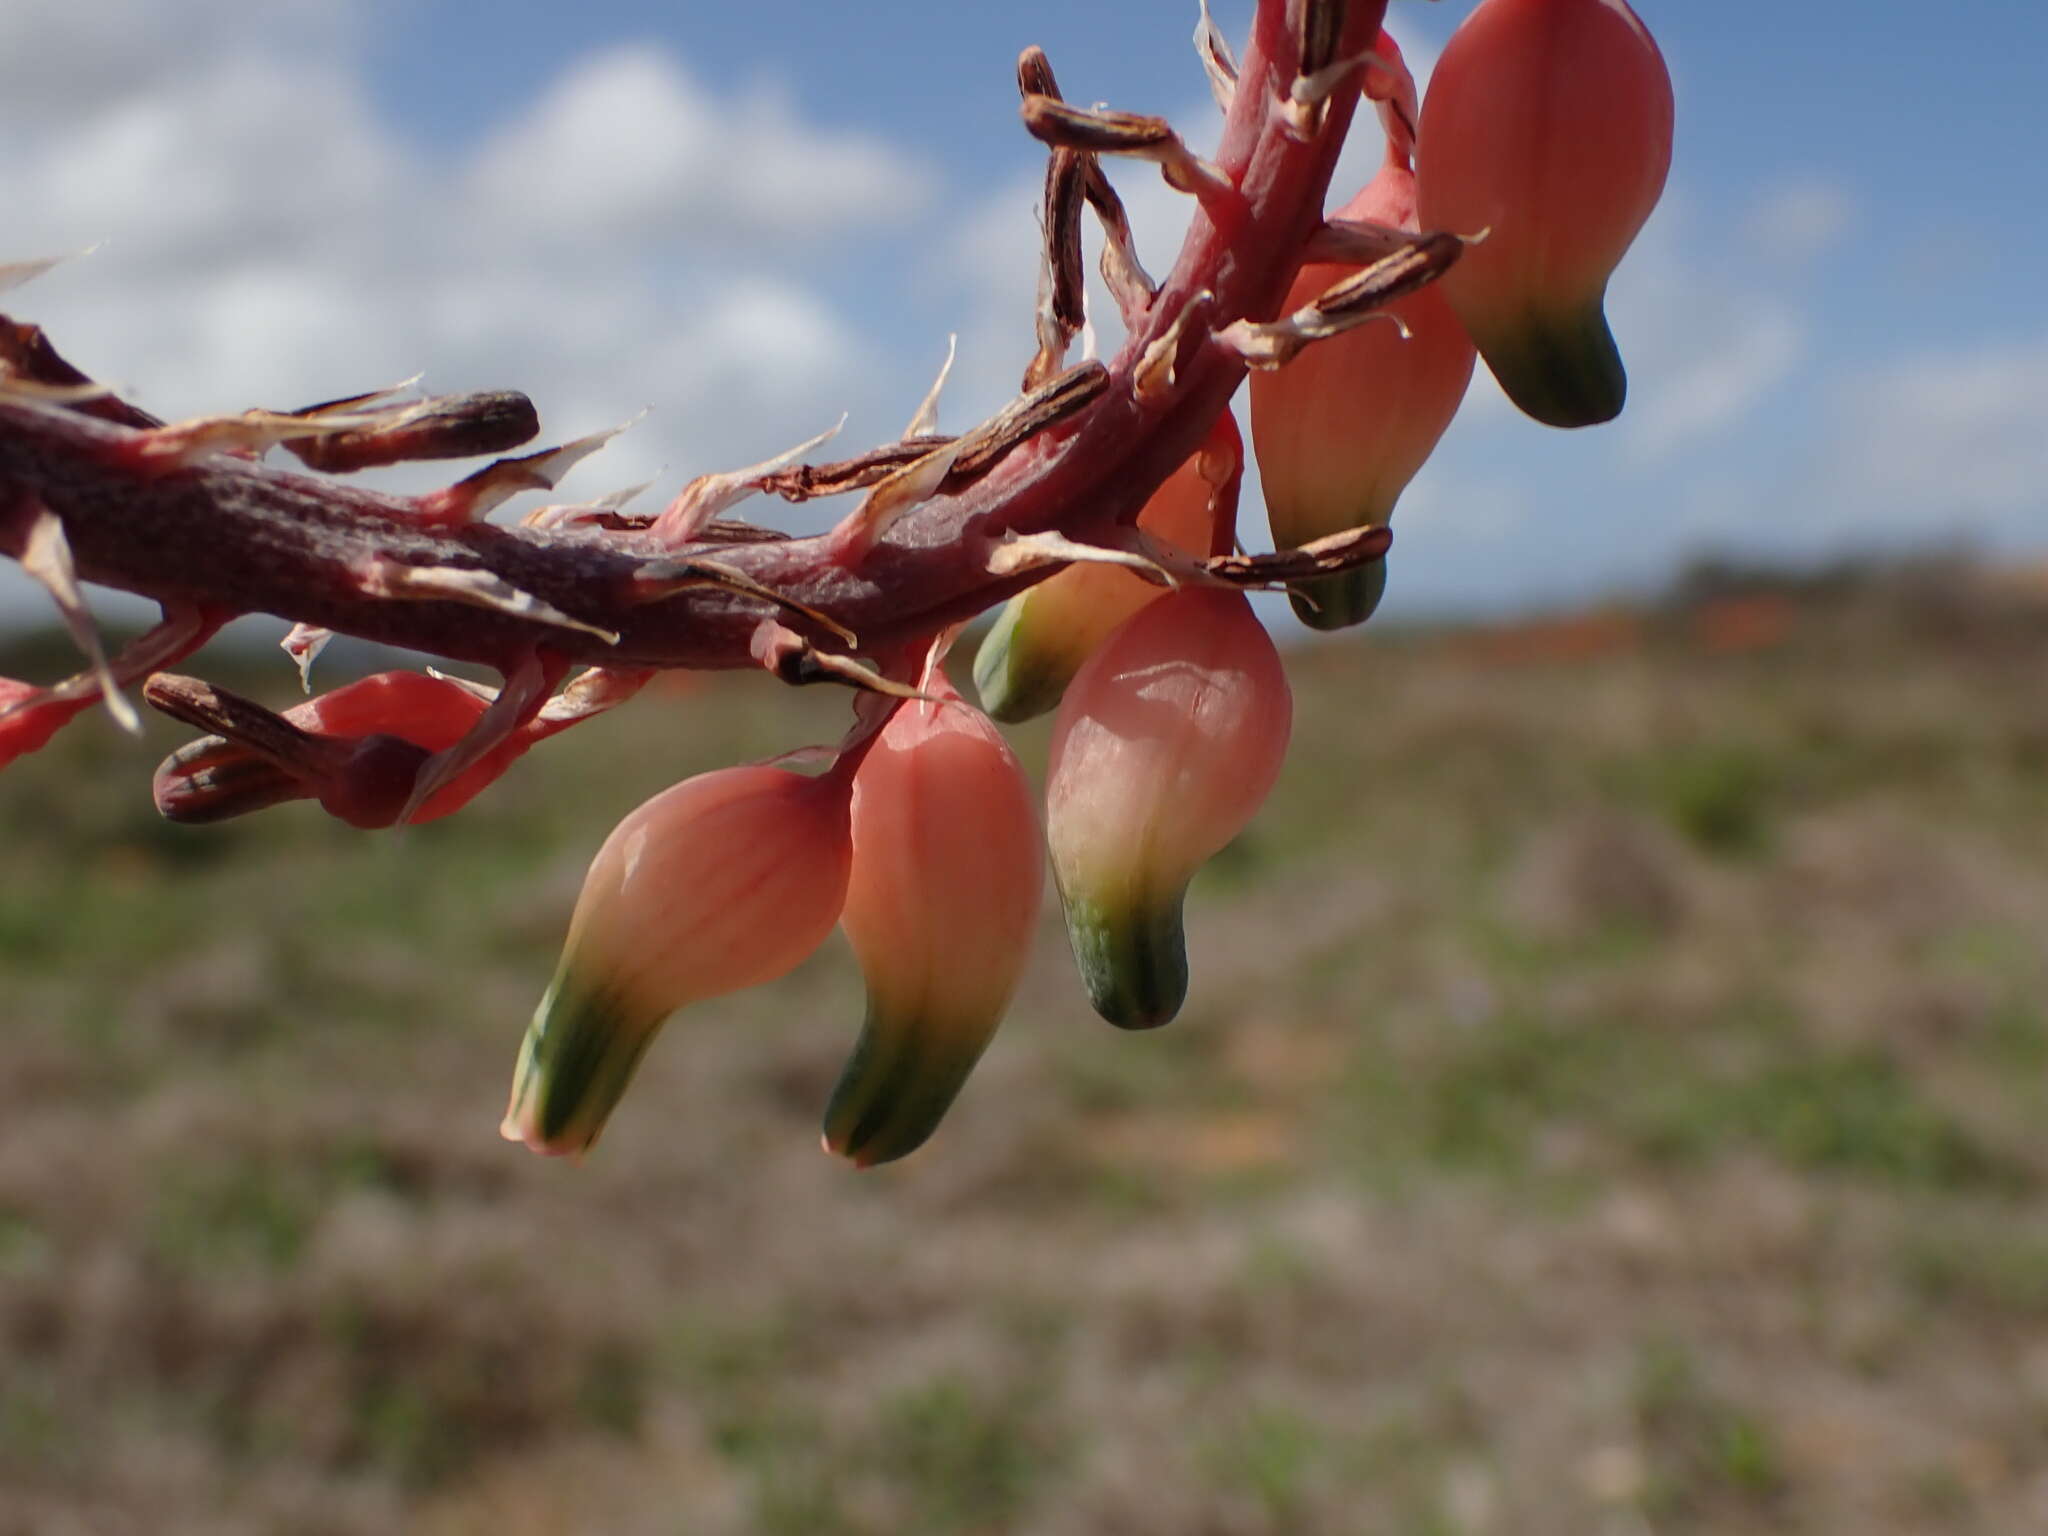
{"left": 1046, "top": 587, "right": 1291, "bottom": 1028}
{"left": 503, "top": 763, "right": 854, "bottom": 1157}
{"left": 1416, "top": 0, "right": 1673, "bottom": 427}
{"left": 1250, "top": 159, "right": 1475, "bottom": 630}
{"left": 826, "top": 677, "right": 1043, "bottom": 1167}
{"left": 972, "top": 414, "right": 1239, "bottom": 722}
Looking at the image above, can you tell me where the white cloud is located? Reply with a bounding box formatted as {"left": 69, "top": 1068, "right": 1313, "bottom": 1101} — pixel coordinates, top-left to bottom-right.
{"left": 1743, "top": 177, "right": 1858, "bottom": 269}
{"left": 1809, "top": 335, "right": 2048, "bottom": 541}
{"left": 0, "top": 0, "right": 348, "bottom": 119}
{"left": 1646, "top": 330, "right": 2048, "bottom": 569}
{"left": 465, "top": 45, "right": 932, "bottom": 247}
{"left": 0, "top": 11, "right": 934, "bottom": 534}
{"left": 17, "top": 57, "right": 405, "bottom": 265}
{"left": 1622, "top": 301, "right": 1804, "bottom": 465}
{"left": 1603, "top": 202, "right": 1806, "bottom": 465}
{"left": 1396, "top": 469, "right": 1531, "bottom": 547}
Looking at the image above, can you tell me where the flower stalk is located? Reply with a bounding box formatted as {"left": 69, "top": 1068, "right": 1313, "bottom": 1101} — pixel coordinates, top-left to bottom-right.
{"left": 0, "top": 0, "right": 1677, "bottom": 1167}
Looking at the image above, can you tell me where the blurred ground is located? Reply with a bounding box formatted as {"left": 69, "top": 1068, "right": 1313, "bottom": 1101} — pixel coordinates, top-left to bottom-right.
{"left": 3, "top": 567, "right": 2047, "bottom": 1534}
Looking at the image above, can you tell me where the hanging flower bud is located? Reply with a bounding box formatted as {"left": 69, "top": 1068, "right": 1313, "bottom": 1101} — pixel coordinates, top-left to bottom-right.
{"left": 826, "top": 679, "right": 1043, "bottom": 1167}
{"left": 1416, "top": 0, "right": 1673, "bottom": 427}
{"left": 1250, "top": 160, "right": 1475, "bottom": 630}
{"left": 1047, "top": 588, "right": 1291, "bottom": 1029}
{"left": 972, "top": 414, "right": 1239, "bottom": 723}
{"left": 504, "top": 764, "right": 854, "bottom": 1157}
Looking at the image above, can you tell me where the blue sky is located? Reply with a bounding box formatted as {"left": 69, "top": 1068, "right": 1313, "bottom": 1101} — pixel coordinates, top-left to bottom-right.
{"left": 3, "top": 0, "right": 2043, "bottom": 623}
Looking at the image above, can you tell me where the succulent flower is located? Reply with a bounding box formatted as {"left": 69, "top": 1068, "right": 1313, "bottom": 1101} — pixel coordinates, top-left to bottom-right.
{"left": 1251, "top": 156, "right": 1475, "bottom": 630}
{"left": 1046, "top": 587, "right": 1291, "bottom": 1028}
{"left": 0, "top": 0, "right": 1683, "bottom": 1175}
{"left": 504, "top": 763, "right": 854, "bottom": 1157}
{"left": 1416, "top": 0, "right": 1673, "bottom": 427}
{"left": 826, "top": 677, "right": 1044, "bottom": 1167}
{"left": 972, "top": 415, "right": 1239, "bottom": 722}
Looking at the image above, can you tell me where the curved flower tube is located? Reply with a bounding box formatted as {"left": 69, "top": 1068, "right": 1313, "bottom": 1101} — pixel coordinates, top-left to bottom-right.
{"left": 504, "top": 762, "right": 854, "bottom": 1157}
{"left": 1416, "top": 0, "right": 1673, "bottom": 427}
{"left": 1046, "top": 587, "right": 1291, "bottom": 1028}
{"left": 1251, "top": 151, "right": 1475, "bottom": 630}
{"left": 826, "top": 677, "right": 1044, "bottom": 1167}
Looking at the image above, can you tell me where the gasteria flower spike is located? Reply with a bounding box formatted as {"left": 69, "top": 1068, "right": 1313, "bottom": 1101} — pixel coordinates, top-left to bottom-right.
{"left": 825, "top": 677, "right": 1043, "bottom": 1167}
{"left": 504, "top": 763, "right": 855, "bottom": 1157}
{"left": 1046, "top": 587, "right": 1291, "bottom": 1029}
{"left": 972, "top": 416, "right": 1239, "bottom": 722}
{"left": 1416, "top": 0, "right": 1673, "bottom": 427}
{"left": 0, "top": 0, "right": 1686, "bottom": 1171}
{"left": 1250, "top": 151, "right": 1475, "bottom": 630}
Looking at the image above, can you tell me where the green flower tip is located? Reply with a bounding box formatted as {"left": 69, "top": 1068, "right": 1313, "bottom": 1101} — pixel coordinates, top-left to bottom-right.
{"left": 501, "top": 971, "right": 662, "bottom": 1159}
{"left": 1479, "top": 300, "right": 1627, "bottom": 430}
{"left": 1288, "top": 557, "right": 1389, "bottom": 632}
{"left": 972, "top": 601, "right": 1077, "bottom": 725}
{"left": 822, "top": 1004, "right": 997, "bottom": 1169}
{"left": 1060, "top": 885, "right": 1190, "bottom": 1031}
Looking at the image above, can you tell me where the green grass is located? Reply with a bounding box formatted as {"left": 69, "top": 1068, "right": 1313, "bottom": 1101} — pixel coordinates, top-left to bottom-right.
{"left": 1631, "top": 1338, "right": 1789, "bottom": 1518}
{"left": 4, "top": 590, "right": 2048, "bottom": 1532}
{"left": 1200, "top": 1402, "right": 1326, "bottom": 1526}
{"left": 873, "top": 1374, "right": 1063, "bottom": 1532}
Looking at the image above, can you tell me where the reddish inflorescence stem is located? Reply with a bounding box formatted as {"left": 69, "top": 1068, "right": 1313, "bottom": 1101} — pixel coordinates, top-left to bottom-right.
{"left": 0, "top": 0, "right": 1675, "bottom": 1164}
{"left": 0, "top": 0, "right": 1390, "bottom": 684}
